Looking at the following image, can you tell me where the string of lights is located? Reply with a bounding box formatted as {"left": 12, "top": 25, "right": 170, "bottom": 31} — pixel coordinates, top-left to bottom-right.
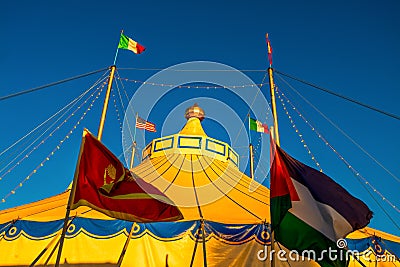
{"left": 1, "top": 85, "right": 105, "bottom": 203}
{"left": 275, "top": 88, "right": 400, "bottom": 214}
{"left": 276, "top": 73, "right": 400, "bottom": 184}
{"left": 0, "top": 73, "right": 109, "bottom": 160}
{"left": 276, "top": 88, "right": 323, "bottom": 172}
{"left": 0, "top": 78, "right": 109, "bottom": 177}
{"left": 115, "top": 72, "right": 135, "bottom": 145}
{"left": 117, "top": 77, "right": 268, "bottom": 89}
{"left": 111, "top": 87, "right": 123, "bottom": 132}
{"left": 0, "top": 82, "right": 107, "bottom": 182}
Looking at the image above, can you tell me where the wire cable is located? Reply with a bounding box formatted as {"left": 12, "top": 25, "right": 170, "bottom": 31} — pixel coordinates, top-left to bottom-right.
{"left": 0, "top": 72, "right": 109, "bottom": 160}
{"left": 276, "top": 74, "right": 400, "bottom": 184}
{"left": 274, "top": 69, "right": 400, "bottom": 121}
{"left": 0, "top": 67, "right": 109, "bottom": 101}
{"left": 118, "top": 67, "right": 267, "bottom": 72}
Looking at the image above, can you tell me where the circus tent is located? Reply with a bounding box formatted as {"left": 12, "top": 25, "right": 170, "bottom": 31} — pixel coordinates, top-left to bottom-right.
{"left": 0, "top": 104, "right": 399, "bottom": 267}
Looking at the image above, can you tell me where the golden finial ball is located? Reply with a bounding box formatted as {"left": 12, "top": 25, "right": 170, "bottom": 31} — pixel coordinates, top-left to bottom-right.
{"left": 185, "top": 103, "right": 205, "bottom": 121}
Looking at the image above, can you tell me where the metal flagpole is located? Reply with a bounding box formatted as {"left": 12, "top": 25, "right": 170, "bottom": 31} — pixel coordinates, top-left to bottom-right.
{"left": 249, "top": 143, "right": 255, "bottom": 179}
{"left": 116, "top": 224, "right": 136, "bottom": 267}
{"left": 266, "top": 33, "right": 279, "bottom": 267}
{"left": 113, "top": 30, "right": 123, "bottom": 66}
{"left": 97, "top": 65, "right": 116, "bottom": 141}
{"left": 129, "top": 141, "right": 137, "bottom": 169}
{"left": 55, "top": 132, "right": 86, "bottom": 266}
{"left": 201, "top": 219, "right": 207, "bottom": 267}
{"left": 117, "top": 141, "right": 137, "bottom": 265}
{"left": 55, "top": 31, "right": 123, "bottom": 266}
{"left": 248, "top": 115, "right": 255, "bottom": 179}
{"left": 133, "top": 112, "right": 138, "bottom": 141}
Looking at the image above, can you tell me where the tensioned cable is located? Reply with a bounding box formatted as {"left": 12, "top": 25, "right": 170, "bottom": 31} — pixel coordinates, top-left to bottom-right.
{"left": 0, "top": 73, "right": 109, "bottom": 164}
{"left": 0, "top": 71, "right": 109, "bottom": 158}
{"left": 121, "top": 81, "right": 147, "bottom": 148}
{"left": 0, "top": 67, "right": 109, "bottom": 101}
{"left": 274, "top": 69, "right": 400, "bottom": 121}
{"left": 275, "top": 89, "right": 400, "bottom": 230}
{"left": 0, "top": 81, "right": 107, "bottom": 181}
{"left": 118, "top": 77, "right": 267, "bottom": 89}
{"left": 276, "top": 74, "right": 400, "bottom": 184}
{"left": 232, "top": 70, "right": 269, "bottom": 147}
{"left": 110, "top": 87, "right": 124, "bottom": 132}
{"left": 275, "top": 90, "right": 323, "bottom": 172}
{"left": 1, "top": 85, "right": 105, "bottom": 203}
{"left": 118, "top": 67, "right": 267, "bottom": 72}
{"left": 114, "top": 71, "right": 135, "bottom": 144}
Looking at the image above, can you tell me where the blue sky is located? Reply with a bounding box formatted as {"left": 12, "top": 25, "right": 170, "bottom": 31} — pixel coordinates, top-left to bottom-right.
{"left": 1, "top": 0, "right": 399, "bottom": 236}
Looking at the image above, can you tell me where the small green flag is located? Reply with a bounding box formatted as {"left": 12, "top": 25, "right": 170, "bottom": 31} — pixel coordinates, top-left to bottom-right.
{"left": 118, "top": 33, "right": 146, "bottom": 54}
{"left": 249, "top": 118, "right": 269, "bottom": 133}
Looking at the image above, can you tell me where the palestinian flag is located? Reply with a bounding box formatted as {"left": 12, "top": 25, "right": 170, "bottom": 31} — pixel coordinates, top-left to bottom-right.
{"left": 249, "top": 118, "right": 269, "bottom": 133}
{"left": 118, "top": 33, "right": 146, "bottom": 54}
{"left": 270, "top": 146, "right": 372, "bottom": 266}
{"left": 71, "top": 129, "right": 182, "bottom": 222}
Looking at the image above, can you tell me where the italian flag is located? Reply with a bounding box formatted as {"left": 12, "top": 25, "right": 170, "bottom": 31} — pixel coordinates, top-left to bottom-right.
{"left": 270, "top": 146, "right": 372, "bottom": 267}
{"left": 118, "top": 33, "right": 146, "bottom": 54}
{"left": 249, "top": 118, "right": 269, "bottom": 133}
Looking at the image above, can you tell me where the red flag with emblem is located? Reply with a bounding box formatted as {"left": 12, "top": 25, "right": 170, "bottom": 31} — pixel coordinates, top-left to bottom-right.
{"left": 71, "top": 129, "right": 183, "bottom": 222}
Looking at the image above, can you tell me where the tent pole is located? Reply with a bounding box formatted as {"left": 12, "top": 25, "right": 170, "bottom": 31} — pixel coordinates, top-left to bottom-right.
{"left": 266, "top": 33, "right": 279, "bottom": 267}
{"left": 30, "top": 218, "right": 75, "bottom": 266}
{"left": 249, "top": 143, "right": 255, "bottom": 179}
{"left": 97, "top": 65, "right": 116, "bottom": 141}
{"left": 189, "top": 222, "right": 200, "bottom": 267}
{"left": 268, "top": 67, "right": 280, "bottom": 147}
{"left": 129, "top": 141, "right": 136, "bottom": 169}
{"left": 30, "top": 231, "right": 61, "bottom": 266}
{"left": 201, "top": 219, "right": 207, "bottom": 267}
{"left": 116, "top": 223, "right": 136, "bottom": 267}
{"left": 55, "top": 131, "right": 87, "bottom": 267}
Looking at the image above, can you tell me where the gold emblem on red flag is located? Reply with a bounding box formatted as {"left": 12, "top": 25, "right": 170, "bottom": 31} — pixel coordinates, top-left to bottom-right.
{"left": 104, "top": 164, "right": 117, "bottom": 186}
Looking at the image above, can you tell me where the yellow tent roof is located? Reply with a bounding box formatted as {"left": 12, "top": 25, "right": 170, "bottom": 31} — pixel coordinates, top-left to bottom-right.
{"left": 0, "top": 104, "right": 398, "bottom": 267}
{"left": 0, "top": 190, "right": 111, "bottom": 222}
{"left": 131, "top": 114, "right": 269, "bottom": 224}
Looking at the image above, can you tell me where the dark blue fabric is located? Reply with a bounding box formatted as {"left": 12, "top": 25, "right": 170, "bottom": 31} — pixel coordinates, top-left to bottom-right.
{"left": 0, "top": 218, "right": 271, "bottom": 244}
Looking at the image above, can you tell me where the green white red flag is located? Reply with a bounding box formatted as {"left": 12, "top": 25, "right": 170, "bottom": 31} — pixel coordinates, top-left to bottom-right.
{"left": 249, "top": 118, "right": 269, "bottom": 133}
{"left": 118, "top": 33, "right": 146, "bottom": 54}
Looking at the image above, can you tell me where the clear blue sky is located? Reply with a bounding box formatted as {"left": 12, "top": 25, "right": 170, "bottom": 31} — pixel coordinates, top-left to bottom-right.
{"left": 1, "top": 0, "right": 399, "bottom": 236}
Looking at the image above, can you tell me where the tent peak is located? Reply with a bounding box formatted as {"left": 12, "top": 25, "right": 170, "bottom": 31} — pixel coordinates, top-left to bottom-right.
{"left": 184, "top": 103, "right": 205, "bottom": 121}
